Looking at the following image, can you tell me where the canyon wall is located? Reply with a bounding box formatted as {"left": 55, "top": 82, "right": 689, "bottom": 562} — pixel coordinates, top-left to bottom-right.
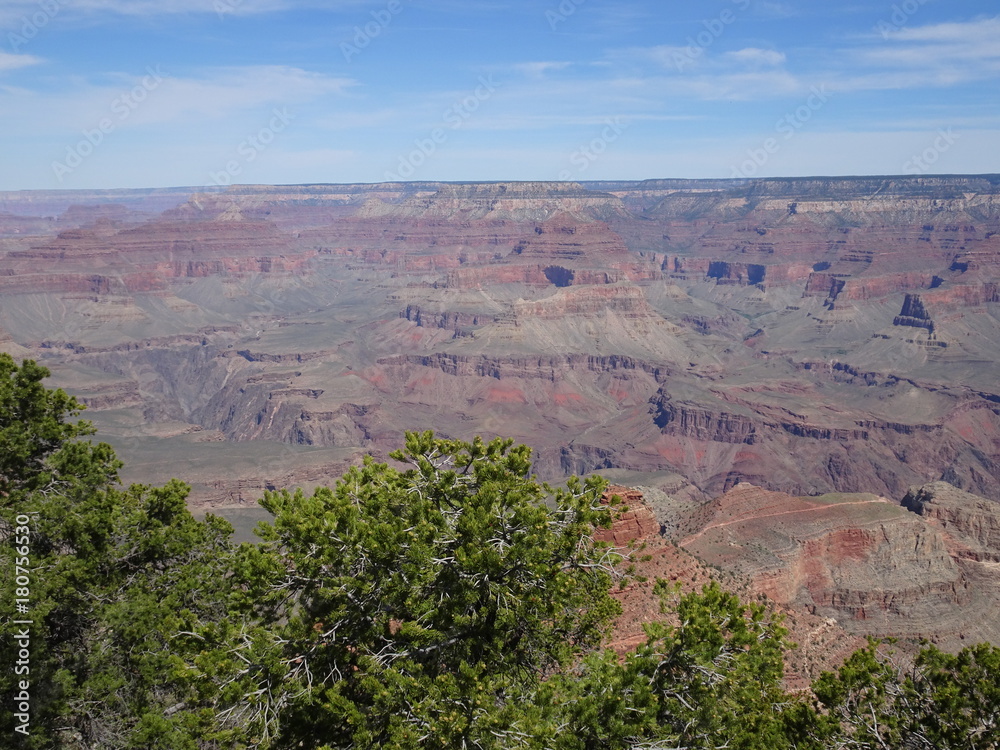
{"left": 0, "top": 176, "right": 996, "bottom": 508}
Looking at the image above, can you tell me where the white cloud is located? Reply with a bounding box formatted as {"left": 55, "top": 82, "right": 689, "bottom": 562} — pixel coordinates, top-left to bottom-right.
{"left": 0, "top": 0, "right": 364, "bottom": 22}
{"left": 510, "top": 62, "right": 573, "bottom": 78}
{"left": 831, "top": 16, "right": 1000, "bottom": 93}
{"left": 891, "top": 16, "right": 1000, "bottom": 44}
{"left": 0, "top": 65, "right": 354, "bottom": 138}
{"left": 866, "top": 18, "right": 1000, "bottom": 67}
{"left": 0, "top": 51, "right": 42, "bottom": 73}
{"left": 724, "top": 48, "right": 787, "bottom": 68}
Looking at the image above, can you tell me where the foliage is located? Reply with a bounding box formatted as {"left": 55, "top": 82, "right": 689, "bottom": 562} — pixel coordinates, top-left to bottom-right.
{"left": 543, "top": 581, "right": 830, "bottom": 750}
{"left": 2, "top": 356, "right": 999, "bottom": 749}
{"left": 814, "top": 639, "right": 1000, "bottom": 749}
{"left": 0, "top": 354, "right": 109, "bottom": 498}
{"left": 0, "top": 357, "right": 235, "bottom": 748}
{"left": 178, "top": 431, "right": 624, "bottom": 748}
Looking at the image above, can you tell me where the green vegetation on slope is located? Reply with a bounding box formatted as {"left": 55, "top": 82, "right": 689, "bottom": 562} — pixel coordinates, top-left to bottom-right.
{"left": 1, "top": 354, "right": 997, "bottom": 749}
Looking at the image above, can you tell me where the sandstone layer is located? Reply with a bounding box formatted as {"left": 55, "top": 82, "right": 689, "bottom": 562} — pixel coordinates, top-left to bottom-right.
{"left": 600, "top": 485, "right": 866, "bottom": 689}
{"left": 680, "top": 481, "right": 1000, "bottom": 651}
{"left": 0, "top": 176, "right": 996, "bottom": 510}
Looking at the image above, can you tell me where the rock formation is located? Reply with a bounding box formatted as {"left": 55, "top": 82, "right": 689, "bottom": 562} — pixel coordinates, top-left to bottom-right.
{"left": 599, "top": 485, "right": 867, "bottom": 687}
{"left": 3, "top": 175, "right": 999, "bottom": 668}
{"left": 680, "top": 481, "right": 1000, "bottom": 651}
{"left": 0, "top": 176, "right": 996, "bottom": 509}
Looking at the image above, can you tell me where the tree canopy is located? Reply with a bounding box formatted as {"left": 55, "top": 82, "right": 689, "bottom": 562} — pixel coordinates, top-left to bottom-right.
{"left": 172, "top": 430, "right": 626, "bottom": 748}
{"left": 1, "top": 355, "right": 998, "bottom": 749}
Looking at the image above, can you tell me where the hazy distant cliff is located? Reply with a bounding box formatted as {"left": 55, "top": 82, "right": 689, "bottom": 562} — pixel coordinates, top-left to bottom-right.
{"left": 0, "top": 176, "right": 997, "bottom": 507}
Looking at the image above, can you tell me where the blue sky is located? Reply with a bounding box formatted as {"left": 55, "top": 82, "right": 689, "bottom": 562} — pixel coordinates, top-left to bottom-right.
{"left": 1, "top": 0, "right": 998, "bottom": 190}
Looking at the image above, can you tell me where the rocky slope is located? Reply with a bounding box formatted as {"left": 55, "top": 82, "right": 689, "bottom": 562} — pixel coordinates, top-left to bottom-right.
{"left": 0, "top": 176, "right": 996, "bottom": 509}
{"left": 680, "top": 481, "right": 1000, "bottom": 651}
{"left": 2, "top": 176, "right": 999, "bottom": 667}
{"left": 601, "top": 485, "right": 867, "bottom": 688}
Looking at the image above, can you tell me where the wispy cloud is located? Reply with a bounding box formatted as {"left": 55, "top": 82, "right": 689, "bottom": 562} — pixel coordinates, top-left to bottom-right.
{"left": 754, "top": 2, "right": 799, "bottom": 19}
{"left": 510, "top": 62, "right": 574, "bottom": 78}
{"left": 0, "top": 0, "right": 363, "bottom": 22}
{"left": 606, "top": 44, "right": 803, "bottom": 101}
{"left": 891, "top": 15, "right": 1000, "bottom": 43}
{"left": 0, "top": 51, "right": 42, "bottom": 73}
{"left": 614, "top": 16, "right": 1000, "bottom": 100}
{"left": 831, "top": 16, "right": 1000, "bottom": 92}
{"left": 0, "top": 65, "right": 354, "bottom": 137}
{"left": 724, "top": 48, "right": 787, "bottom": 68}
{"left": 864, "top": 16, "right": 1000, "bottom": 66}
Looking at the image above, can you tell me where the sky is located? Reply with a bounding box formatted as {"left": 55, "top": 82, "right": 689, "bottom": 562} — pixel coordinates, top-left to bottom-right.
{"left": 1, "top": 0, "right": 998, "bottom": 190}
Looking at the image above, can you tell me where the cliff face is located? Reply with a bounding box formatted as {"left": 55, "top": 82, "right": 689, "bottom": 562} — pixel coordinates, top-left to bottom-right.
{"left": 3, "top": 177, "right": 999, "bottom": 662}
{"left": 894, "top": 293, "right": 935, "bottom": 331}
{"left": 0, "top": 176, "right": 998, "bottom": 511}
{"left": 354, "top": 181, "right": 631, "bottom": 222}
{"left": 0, "top": 205, "right": 314, "bottom": 295}
{"left": 902, "top": 481, "right": 1000, "bottom": 562}
{"left": 596, "top": 485, "right": 661, "bottom": 545}
{"left": 599, "top": 484, "right": 868, "bottom": 687}
{"left": 681, "top": 482, "right": 1000, "bottom": 650}
{"left": 599, "top": 485, "right": 721, "bottom": 655}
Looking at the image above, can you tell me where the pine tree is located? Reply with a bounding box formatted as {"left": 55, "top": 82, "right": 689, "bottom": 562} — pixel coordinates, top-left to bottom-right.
{"left": 176, "top": 431, "right": 625, "bottom": 748}
{"left": 0, "top": 356, "right": 234, "bottom": 748}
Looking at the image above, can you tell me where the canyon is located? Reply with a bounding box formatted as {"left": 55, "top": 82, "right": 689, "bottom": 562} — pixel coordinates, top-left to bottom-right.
{"left": 1, "top": 176, "right": 998, "bottom": 654}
